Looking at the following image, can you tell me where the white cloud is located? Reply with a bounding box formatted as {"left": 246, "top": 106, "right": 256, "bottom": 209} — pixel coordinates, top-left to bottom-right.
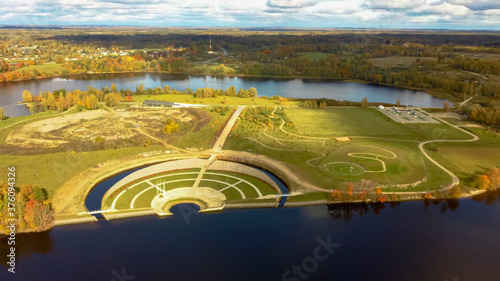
{"left": 0, "top": 0, "right": 498, "bottom": 29}
{"left": 413, "top": 2, "right": 471, "bottom": 17}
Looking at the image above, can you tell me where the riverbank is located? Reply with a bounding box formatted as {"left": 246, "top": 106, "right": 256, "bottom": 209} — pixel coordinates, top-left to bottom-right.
{"left": 0, "top": 70, "right": 458, "bottom": 104}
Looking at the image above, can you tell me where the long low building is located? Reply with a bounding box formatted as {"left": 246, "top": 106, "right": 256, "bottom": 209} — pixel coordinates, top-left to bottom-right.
{"left": 143, "top": 100, "right": 176, "bottom": 107}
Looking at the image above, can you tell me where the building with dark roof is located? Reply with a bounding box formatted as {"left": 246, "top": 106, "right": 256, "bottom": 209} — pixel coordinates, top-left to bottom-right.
{"left": 143, "top": 100, "right": 175, "bottom": 108}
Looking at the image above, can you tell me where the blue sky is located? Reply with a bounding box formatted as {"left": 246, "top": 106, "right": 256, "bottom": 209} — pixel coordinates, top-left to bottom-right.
{"left": 1, "top": 0, "right": 500, "bottom": 29}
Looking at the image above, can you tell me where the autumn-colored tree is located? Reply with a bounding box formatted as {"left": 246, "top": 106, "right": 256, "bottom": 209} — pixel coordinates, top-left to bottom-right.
{"left": 424, "top": 193, "right": 432, "bottom": 199}
{"left": 473, "top": 174, "right": 490, "bottom": 190}
{"left": 443, "top": 101, "right": 451, "bottom": 112}
{"left": 361, "top": 97, "right": 368, "bottom": 108}
{"left": 86, "top": 94, "right": 99, "bottom": 110}
{"left": 486, "top": 167, "right": 500, "bottom": 190}
{"left": 377, "top": 197, "right": 387, "bottom": 203}
{"left": 0, "top": 107, "right": 4, "bottom": 121}
{"left": 111, "top": 83, "right": 118, "bottom": 93}
{"left": 23, "top": 199, "right": 39, "bottom": 229}
{"left": 164, "top": 119, "right": 179, "bottom": 134}
{"left": 125, "top": 95, "right": 133, "bottom": 102}
{"left": 19, "top": 184, "right": 34, "bottom": 201}
{"left": 22, "top": 90, "right": 33, "bottom": 102}
{"left": 136, "top": 83, "right": 144, "bottom": 95}
{"left": 375, "top": 187, "right": 382, "bottom": 195}
{"left": 360, "top": 189, "right": 366, "bottom": 200}
{"left": 46, "top": 92, "right": 57, "bottom": 110}
{"left": 331, "top": 189, "right": 341, "bottom": 199}
{"left": 396, "top": 99, "right": 401, "bottom": 107}
{"left": 347, "top": 183, "right": 353, "bottom": 197}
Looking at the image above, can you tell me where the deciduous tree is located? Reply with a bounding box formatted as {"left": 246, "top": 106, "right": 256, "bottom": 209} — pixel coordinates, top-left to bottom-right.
{"left": 361, "top": 97, "right": 368, "bottom": 108}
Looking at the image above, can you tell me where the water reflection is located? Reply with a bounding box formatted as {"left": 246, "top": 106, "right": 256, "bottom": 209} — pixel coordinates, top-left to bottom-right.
{"left": 327, "top": 202, "right": 400, "bottom": 220}
{"left": 0, "top": 231, "right": 54, "bottom": 267}
{"left": 326, "top": 191, "right": 500, "bottom": 221}
{"left": 472, "top": 189, "right": 500, "bottom": 206}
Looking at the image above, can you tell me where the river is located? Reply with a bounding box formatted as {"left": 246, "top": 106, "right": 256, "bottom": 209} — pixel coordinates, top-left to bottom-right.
{"left": 0, "top": 73, "right": 449, "bottom": 117}
{"left": 1, "top": 191, "right": 499, "bottom": 281}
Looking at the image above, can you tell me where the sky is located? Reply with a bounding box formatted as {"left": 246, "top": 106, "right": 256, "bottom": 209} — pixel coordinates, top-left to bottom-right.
{"left": 1, "top": 0, "right": 500, "bottom": 29}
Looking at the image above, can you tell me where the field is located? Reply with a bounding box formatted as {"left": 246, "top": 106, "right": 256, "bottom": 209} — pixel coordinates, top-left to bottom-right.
{"left": 1, "top": 106, "right": 230, "bottom": 153}
{"left": 131, "top": 94, "right": 299, "bottom": 107}
{"left": 0, "top": 145, "right": 166, "bottom": 198}
{"left": 369, "top": 56, "right": 438, "bottom": 67}
{"left": 17, "top": 63, "right": 67, "bottom": 74}
{"left": 0, "top": 106, "right": 233, "bottom": 198}
{"left": 225, "top": 106, "right": 485, "bottom": 192}
{"left": 302, "top": 52, "right": 332, "bottom": 60}
{"left": 192, "top": 64, "right": 235, "bottom": 74}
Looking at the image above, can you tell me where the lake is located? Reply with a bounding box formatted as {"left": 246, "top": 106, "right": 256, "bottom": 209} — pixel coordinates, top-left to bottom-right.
{"left": 2, "top": 191, "right": 500, "bottom": 281}
{"left": 0, "top": 73, "right": 449, "bottom": 117}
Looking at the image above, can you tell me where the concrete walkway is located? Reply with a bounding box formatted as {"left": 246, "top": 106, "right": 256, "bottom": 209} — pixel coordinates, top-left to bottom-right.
{"left": 213, "top": 106, "right": 244, "bottom": 152}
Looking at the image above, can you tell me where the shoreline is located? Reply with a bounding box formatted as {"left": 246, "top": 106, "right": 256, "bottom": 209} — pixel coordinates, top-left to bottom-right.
{"left": 0, "top": 70, "right": 458, "bottom": 103}
{"left": 44, "top": 188, "right": 489, "bottom": 232}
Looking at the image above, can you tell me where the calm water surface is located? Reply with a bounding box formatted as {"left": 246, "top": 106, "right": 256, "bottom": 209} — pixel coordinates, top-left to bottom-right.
{"left": 0, "top": 73, "right": 449, "bottom": 117}
{"left": 1, "top": 190, "right": 499, "bottom": 281}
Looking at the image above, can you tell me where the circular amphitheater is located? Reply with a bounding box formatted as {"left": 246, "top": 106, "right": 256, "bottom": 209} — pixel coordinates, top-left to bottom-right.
{"left": 101, "top": 158, "right": 282, "bottom": 217}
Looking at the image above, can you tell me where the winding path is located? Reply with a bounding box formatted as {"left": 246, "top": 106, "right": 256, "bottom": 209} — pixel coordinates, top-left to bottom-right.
{"left": 416, "top": 110, "right": 479, "bottom": 188}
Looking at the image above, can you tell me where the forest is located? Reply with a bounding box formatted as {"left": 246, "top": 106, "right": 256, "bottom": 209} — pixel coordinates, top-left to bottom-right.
{"left": 1, "top": 27, "right": 499, "bottom": 126}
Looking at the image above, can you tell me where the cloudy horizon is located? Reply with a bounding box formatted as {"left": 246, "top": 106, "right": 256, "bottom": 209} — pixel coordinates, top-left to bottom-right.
{"left": 1, "top": 0, "right": 500, "bottom": 30}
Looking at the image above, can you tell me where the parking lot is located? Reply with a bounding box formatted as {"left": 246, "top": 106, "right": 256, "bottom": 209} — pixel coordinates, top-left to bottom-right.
{"left": 376, "top": 106, "right": 440, "bottom": 124}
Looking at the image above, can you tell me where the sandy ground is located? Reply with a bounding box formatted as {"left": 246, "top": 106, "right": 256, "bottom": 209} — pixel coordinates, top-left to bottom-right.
{"left": 5, "top": 108, "right": 198, "bottom": 149}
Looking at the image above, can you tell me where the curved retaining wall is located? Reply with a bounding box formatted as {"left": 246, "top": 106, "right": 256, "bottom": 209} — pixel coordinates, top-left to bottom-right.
{"left": 209, "top": 160, "right": 280, "bottom": 192}
{"left": 102, "top": 158, "right": 207, "bottom": 207}
{"left": 102, "top": 158, "right": 282, "bottom": 209}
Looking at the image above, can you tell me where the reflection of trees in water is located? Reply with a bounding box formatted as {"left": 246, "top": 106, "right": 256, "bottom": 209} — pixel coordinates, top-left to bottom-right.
{"left": 472, "top": 189, "right": 500, "bottom": 206}
{"left": 424, "top": 199, "right": 460, "bottom": 213}
{"left": 0, "top": 230, "right": 54, "bottom": 267}
{"left": 327, "top": 196, "right": 486, "bottom": 220}
{"left": 327, "top": 202, "right": 401, "bottom": 220}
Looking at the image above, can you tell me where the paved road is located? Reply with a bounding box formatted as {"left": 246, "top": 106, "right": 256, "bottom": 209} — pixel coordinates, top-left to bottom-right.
{"left": 213, "top": 106, "right": 244, "bottom": 152}
{"left": 196, "top": 47, "right": 228, "bottom": 64}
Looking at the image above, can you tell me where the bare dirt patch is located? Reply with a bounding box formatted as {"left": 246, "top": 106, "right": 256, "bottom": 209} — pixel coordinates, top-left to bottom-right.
{"left": 3, "top": 107, "right": 213, "bottom": 155}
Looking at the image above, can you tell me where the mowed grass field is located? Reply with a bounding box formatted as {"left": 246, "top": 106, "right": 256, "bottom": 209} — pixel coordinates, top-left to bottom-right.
{"left": 302, "top": 52, "right": 333, "bottom": 60}
{"left": 132, "top": 94, "right": 299, "bottom": 107}
{"left": 107, "top": 168, "right": 278, "bottom": 210}
{"left": 429, "top": 127, "right": 500, "bottom": 181}
{"left": 18, "top": 63, "right": 67, "bottom": 74}
{"left": 286, "top": 107, "right": 472, "bottom": 141}
{"left": 287, "top": 108, "right": 406, "bottom": 137}
{"left": 227, "top": 107, "right": 481, "bottom": 191}
{"left": 0, "top": 145, "right": 167, "bottom": 199}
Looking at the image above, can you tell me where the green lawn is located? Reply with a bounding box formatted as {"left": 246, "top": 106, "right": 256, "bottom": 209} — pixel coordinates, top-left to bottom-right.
{"left": 0, "top": 145, "right": 166, "bottom": 199}
{"left": 302, "top": 52, "right": 332, "bottom": 60}
{"left": 286, "top": 107, "right": 471, "bottom": 141}
{"left": 132, "top": 94, "right": 299, "bottom": 107}
{"left": 173, "top": 109, "right": 233, "bottom": 150}
{"left": 287, "top": 108, "right": 408, "bottom": 138}
{"left": 226, "top": 107, "right": 474, "bottom": 192}
{"left": 18, "top": 64, "right": 67, "bottom": 74}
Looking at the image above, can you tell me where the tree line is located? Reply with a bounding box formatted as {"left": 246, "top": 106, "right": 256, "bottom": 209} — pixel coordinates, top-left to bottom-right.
{"left": 0, "top": 184, "right": 54, "bottom": 232}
